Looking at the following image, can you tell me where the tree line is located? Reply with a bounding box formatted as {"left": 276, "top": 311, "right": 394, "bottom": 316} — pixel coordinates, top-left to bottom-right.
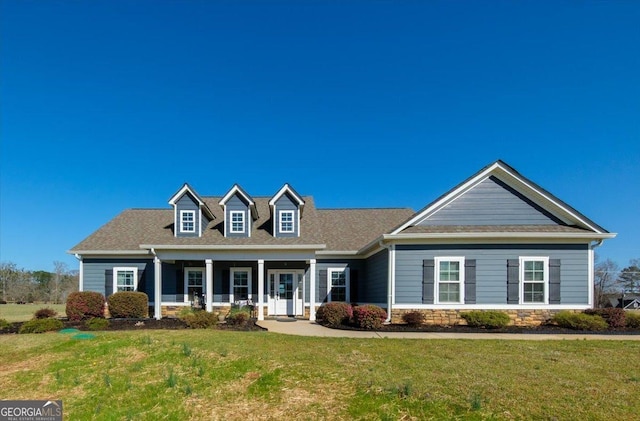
{"left": 594, "top": 257, "right": 640, "bottom": 308}
{"left": 0, "top": 261, "right": 78, "bottom": 304}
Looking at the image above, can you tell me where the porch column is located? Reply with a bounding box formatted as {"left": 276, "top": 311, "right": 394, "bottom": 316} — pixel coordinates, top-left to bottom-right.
{"left": 154, "top": 257, "right": 162, "bottom": 320}
{"left": 309, "top": 259, "right": 316, "bottom": 321}
{"left": 257, "top": 259, "right": 265, "bottom": 321}
{"left": 205, "top": 259, "right": 213, "bottom": 313}
{"left": 78, "top": 257, "right": 84, "bottom": 291}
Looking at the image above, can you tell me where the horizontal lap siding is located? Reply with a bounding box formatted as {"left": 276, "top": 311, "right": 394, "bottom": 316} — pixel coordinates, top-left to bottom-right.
{"left": 83, "top": 258, "right": 154, "bottom": 298}
{"left": 364, "top": 250, "right": 388, "bottom": 303}
{"left": 177, "top": 194, "right": 200, "bottom": 237}
{"left": 225, "top": 195, "right": 250, "bottom": 238}
{"left": 395, "top": 244, "right": 589, "bottom": 305}
{"left": 275, "top": 193, "right": 299, "bottom": 237}
{"left": 312, "top": 260, "right": 364, "bottom": 303}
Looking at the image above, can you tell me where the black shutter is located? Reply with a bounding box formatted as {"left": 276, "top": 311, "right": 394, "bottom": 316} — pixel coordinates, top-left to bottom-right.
{"left": 507, "top": 259, "right": 519, "bottom": 304}
{"left": 350, "top": 269, "right": 358, "bottom": 304}
{"left": 318, "top": 270, "right": 328, "bottom": 303}
{"left": 422, "top": 260, "right": 435, "bottom": 304}
{"left": 549, "top": 259, "right": 561, "bottom": 304}
{"left": 105, "top": 269, "right": 113, "bottom": 298}
{"left": 464, "top": 259, "right": 476, "bottom": 304}
{"left": 137, "top": 268, "right": 145, "bottom": 293}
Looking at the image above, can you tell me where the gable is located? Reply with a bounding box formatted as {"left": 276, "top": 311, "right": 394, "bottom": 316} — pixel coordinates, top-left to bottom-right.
{"left": 417, "top": 176, "right": 561, "bottom": 226}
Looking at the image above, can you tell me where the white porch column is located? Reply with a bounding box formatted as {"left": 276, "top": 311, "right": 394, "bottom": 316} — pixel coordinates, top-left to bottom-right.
{"left": 257, "top": 259, "right": 265, "bottom": 321}
{"left": 309, "top": 259, "right": 316, "bottom": 321}
{"left": 154, "top": 257, "right": 162, "bottom": 320}
{"left": 78, "top": 258, "right": 84, "bottom": 291}
{"left": 205, "top": 259, "right": 213, "bottom": 313}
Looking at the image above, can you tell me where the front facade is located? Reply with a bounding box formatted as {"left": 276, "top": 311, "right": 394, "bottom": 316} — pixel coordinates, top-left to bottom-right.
{"left": 69, "top": 161, "right": 615, "bottom": 325}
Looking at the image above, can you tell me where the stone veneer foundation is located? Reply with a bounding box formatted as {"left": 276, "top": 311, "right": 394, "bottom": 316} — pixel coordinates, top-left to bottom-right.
{"left": 391, "top": 309, "right": 576, "bottom": 327}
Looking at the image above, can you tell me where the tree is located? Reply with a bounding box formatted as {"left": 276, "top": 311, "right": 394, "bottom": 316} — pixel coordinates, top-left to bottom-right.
{"left": 594, "top": 258, "right": 619, "bottom": 307}
{"left": 619, "top": 258, "right": 640, "bottom": 295}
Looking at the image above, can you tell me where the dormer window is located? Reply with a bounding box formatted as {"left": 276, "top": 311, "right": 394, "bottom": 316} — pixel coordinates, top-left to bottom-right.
{"left": 230, "top": 211, "right": 245, "bottom": 233}
{"left": 280, "top": 211, "right": 294, "bottom": 233}
{"left": 180, "top": 210, "right": 195, "bottom": 233}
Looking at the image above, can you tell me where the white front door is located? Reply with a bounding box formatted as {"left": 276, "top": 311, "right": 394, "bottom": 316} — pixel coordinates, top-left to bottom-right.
{"left": 268, "top": 270, "right": 304, "bottom": 316}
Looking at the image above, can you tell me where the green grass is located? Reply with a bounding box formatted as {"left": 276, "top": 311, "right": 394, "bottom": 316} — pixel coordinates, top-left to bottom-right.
{"left": 0, "top": 331, "right": 638, "bottom": 420}
{"left": 0, "top": 303, "right": 67, "bottom": 322}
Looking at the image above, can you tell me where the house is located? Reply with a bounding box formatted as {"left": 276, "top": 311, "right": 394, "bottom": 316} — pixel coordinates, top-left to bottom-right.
{"left": 607, "top": 296, "right": 640, "bottom": 310}
{"left": 68, "top": 160, "right": 616, "bottom": 326}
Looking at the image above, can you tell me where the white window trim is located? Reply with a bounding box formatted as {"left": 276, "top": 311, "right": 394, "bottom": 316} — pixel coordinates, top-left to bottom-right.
{"left": 180, "top": 210, "right": 196, "bottom": 233}
{"left": 184, "top": 267, "right": 205, "bottom": 303}
{"left": 279, "top": 210, "right": 295, "bottom": 233}
{"left": 327, "top": 267, "right": 350, "bottom": 303}
{"left": 113, "top": 267, "right": 138, "bottom": 294}
{"left": 434, "top": 257, "right": 465, "bottom": 304}
{"left": 230, "top": 267, "right": 252, "bottom": 303}
{"left": 230, "top": 211, "right": 246, "bottom": 234}
{"left": 519, "top": 256, "right": 549, "bottom": 305}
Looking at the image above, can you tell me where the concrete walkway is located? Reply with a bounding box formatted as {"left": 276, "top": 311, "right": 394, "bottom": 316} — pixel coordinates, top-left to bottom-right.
{"left": 257, "top": 319, "right": 640, "bottom": 340}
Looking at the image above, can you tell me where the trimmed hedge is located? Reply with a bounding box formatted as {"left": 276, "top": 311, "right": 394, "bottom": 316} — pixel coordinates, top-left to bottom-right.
{"left": 461, "top": 311, "right": 510, "bottom": 329}
{"left": 19, "top": 318, "right": 63, "bottom": 334}
{"left": 402, "top": 311, "right": 426, "bottom": 326}
{"left": 626, "top": 312, "right": 640, "bottom": 329}
{"left": 34, "top": 308, "right": 58, "bottom": 319}
{"left": 181, "top": 310, "right": 218, "bottom": 329}
{"left": 352, "top": 305, "right": 387, "bottom": 330}
{"left": 66, "top": 292, "right": 106, "bottom": 321}
{"left": 316, "top": 302, "right": 353, "bottom": 328}
{"left": 108, "top": 291, "right": 148, "bottom": 318}
{"left": 584, "top": 308, "right": 626, "bottom": 328}
{"left": 552, "top": 311, "right": 608, "bottom": 331}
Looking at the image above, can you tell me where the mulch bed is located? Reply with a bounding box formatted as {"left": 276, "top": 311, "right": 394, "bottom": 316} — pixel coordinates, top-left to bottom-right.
{"left": 328, "top": 323, "right": 640, "bottom": 335}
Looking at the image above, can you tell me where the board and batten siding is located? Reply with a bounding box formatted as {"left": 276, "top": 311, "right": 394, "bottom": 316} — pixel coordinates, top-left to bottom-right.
{"left": 274, "top": 193, "right": 299, "bottom": 237}
{"left": 176, "top": 193, "right": 201, "bottom": 237}
{"left": 394, "top": 244, "right": 589, "bottom": 305}
{"left": 83, "top": 258, "right": 154, "bottom": 298}
{"left": 418, "top": 176, "right": 561, "bottom": 226}
{"left": 225, "top": 194, "right": 250, "bottom": 238}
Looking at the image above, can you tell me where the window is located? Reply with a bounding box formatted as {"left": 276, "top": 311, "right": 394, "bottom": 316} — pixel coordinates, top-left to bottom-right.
{"left": 180, "top": 210, "right": 195, "bottom": 233}
{"left": 230, "top": 211, "right": 245, "bottom": 233}
{"left": 230, "top": 268, "right": 252, "bottom": 302}
{"left": 520, "top": 257, "right": 548, "bottom": 304}
{"left": 328, "top": 268, "right": 350, "bottom": 302}
{"left": 279, "top": 210, "right": 294, "bottom": 233}
{"left": 435, "top": 257, "right": 465, "bottom": 304}
{"left": 185, "top": 268, "right": 204, "bottom": 304}
{"left": 113, "top": 267, "right": 138, "bottom": 293}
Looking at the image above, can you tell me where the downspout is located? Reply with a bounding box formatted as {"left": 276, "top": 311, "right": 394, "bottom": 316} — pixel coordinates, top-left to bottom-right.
{"left": 379, "top": 239, "right": 393, "bottom": 323}
{"left": 589, "top": 240, "right": 604, "bottom": 308}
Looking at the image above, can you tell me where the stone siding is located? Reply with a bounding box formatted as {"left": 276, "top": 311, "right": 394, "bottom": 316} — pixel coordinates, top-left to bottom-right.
{"left": 391, "top": 309, "right": 576, "bottom": 327}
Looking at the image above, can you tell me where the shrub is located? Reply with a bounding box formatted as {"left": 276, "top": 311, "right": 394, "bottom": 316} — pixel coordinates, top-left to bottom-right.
{"left": 584, "top": 308, "right": 626, "bottom": 328}
{"left": 0, "top": 318, "right": 9, "bottom": 330}
{"left": 315, "top": 302, "right": 353, "bottom": 328}
{"left": 19, "top": 318, "right": 63, "bottom": 334}
{"left": 461, "top": 311, "right": 511, "bottom": 329}
{"left": 108, "top": 291, "right": 148, "bottom": 318}
{"left": 34, "top": 307, "right": 58, "bottom": 319}
{"left": 66, "top": 291, "right": 106, "bottom": 321}
{"left": 552, "top": 311, "right": 608, "bottom": 331}
{"left": 0, "top": 300, "right": 7, "bottom": 304}
{"left": 85, "top": 317, "right": 110, "bottom": 331}
{"left": 352, "top": 305, "right": 387, "bottom": 330}
{"left": 402, "top": 311, "right": 426, "bottom": 326}
{"left": 181, "top": 310, "right": 218, "bottom": 329}
{"left": 226, "top": 311, "right": 250, "bottom": 326}
{"left": 626, "top": 312, "right": 640, "bottom": 329}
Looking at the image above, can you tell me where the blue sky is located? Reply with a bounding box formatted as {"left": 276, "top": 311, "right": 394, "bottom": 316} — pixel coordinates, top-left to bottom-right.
{"left": 1, "top": 1, "right": 639, "bottom": 272}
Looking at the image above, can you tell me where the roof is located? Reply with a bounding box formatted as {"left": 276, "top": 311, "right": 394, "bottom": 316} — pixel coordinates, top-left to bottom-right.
{"left": 69, "top": 197, "right": 414, "bottom": 253}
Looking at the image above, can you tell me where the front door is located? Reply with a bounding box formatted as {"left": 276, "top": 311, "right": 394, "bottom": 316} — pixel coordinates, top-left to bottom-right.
{"left": 268, "top": 270, "right": 304, "bottom": 316}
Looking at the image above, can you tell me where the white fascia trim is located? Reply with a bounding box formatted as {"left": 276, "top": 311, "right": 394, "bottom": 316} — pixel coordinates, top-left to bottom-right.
{"left": 68, "top": 250, "right": 151, "bottom": 256}
{"left": 269, "top": 184, "right": 305, "bottom": 206}
{"left": 392, "top": 304, "right": 592, "bottom": 310}
{"left": 383, "top": 232, "right": 616, "bottom": 241}
{"left": 169, "top": 184, "right": 205, "bottom": 206}
{"left": 140, "top": 244, "right": 326, "bottom": 250}
{"left": 219, "top": 185, "right": 255, "bottom": 207}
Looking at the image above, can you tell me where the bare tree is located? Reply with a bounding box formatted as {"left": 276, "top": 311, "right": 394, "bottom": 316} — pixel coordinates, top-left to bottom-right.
{"left": 52, "top": 261, "right": 68, "bottom": 304}
{"left": 594, "top": 258, "right": 619, "bottom": 308}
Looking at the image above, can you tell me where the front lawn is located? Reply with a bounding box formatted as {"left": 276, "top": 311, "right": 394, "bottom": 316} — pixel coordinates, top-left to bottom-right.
{"left": 0, "top": 330, "right": 638, "bottom": 420}
{"left": 0, "top": 303, "right": 67, "bottom": 322}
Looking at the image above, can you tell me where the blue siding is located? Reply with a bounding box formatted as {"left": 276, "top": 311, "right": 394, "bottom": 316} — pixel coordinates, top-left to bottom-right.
{"left": 83, "top": 258, "right": 154, "bottom": 298}
{"left": 418, "top": 176, "right": 561, "bottom": 226}
{"left": 176, "top": 193, "right": 200, "bottom": 237}
{"left": 394, "top": 244, "right": 589, "bottom": 305}
{"left": 274, "top": 193, "right": 299, "bottom": 237}
{"left": 311, "top": 259, "right": 364, "bottom": 303}
{"left": 225, "top": 194, "right": 250, "bottom": 238}
{"left": 363, "top": 250, "right": 388, "bottom": 303}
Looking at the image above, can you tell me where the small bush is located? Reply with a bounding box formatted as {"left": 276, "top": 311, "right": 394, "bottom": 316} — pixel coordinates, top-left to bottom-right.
{"left": 552, "top": 311, "right": 608, "bottom": 331}
{"left": 19, "top": 318, "right": 63, "bottom": 334}
{"left": 226, "top": 310, "right": 251, "bottom": 326}
{"left": 0, "top": 300, "right": 7, "bottom": 304}
{"left": 34, "top": 307, "right": 58, "bottom": 319}
{"left": 66, "top": 291, "right": 106, "bottom": 321}
{"left": 461, "top": 311, "right": 511, "bottom": 329}
{"left": 585, "top": 308, "right": 626, "bottom": 328}
{"left": 626, "top": 312, "right": 640, "bottom": 329}
{"left": 352, "top": 305, "right": 387, "bottom": 330}
{"left": 402, "top": 311, "right": 426, "bottom": 326}
{"left": 316, "top": 302, "right": 353, "bottom": 328}
{"left": 85, "top": 317, "right": 110, "bottom": 331}
{"left": 181, "top": 310, "right": 218, "bottom": 329}
{"left": 0, "top": 318, "right": 9, "bottom": 330}
{"left": 108, "top": 291, "right": 148, "bottom": 318}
